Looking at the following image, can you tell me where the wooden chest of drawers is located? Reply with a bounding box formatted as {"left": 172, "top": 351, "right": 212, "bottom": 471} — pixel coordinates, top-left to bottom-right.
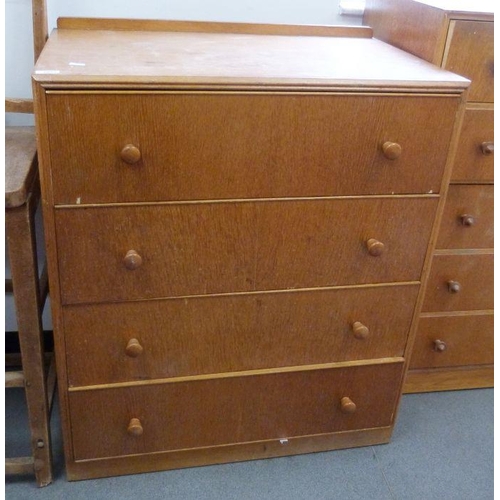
{"left": 33, "top": 18, "right": 468, "bottom": 480}
{"left": 365, "top": 0, "right": 494, "bottom": 392}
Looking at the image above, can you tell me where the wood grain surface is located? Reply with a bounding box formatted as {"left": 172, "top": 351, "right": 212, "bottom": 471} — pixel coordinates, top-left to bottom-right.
{"left": 63, "top": 284, "right": 418, "bottom": 386}
{"left": 422, "top": 252, "right": 494, "bottom": 312}
{"left": 54, "top": 197, "right": 438, "bottom": 304}
{"left": 45, "top": 92, "right": 459, "bottom": 204}
{"left": 410, "top": 312, "right": 493, "bottom": 369}
{"left": 69, "top": 361, "right": 403, "bottom": 460}
{"left": 451, "top": 106, "right": 494, "bottom": 182}
{"left": 436, "top": 184, "right": 493, "bottom": 249}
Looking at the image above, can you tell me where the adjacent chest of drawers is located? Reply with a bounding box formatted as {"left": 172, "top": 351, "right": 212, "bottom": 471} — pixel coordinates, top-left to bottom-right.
{"left": 33, "top": 18, "right": 468, "bottom": 480}
{"left": 365, "top": 0, "right": 494, "bottom": 393}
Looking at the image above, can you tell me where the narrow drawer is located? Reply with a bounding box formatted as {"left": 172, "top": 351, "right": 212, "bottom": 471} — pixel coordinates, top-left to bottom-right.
{"left": 451, "top": 107, "right": 494, "bottom": 183}
{"left": 422, "top": 253, "right": 493, "bottom": 312}
{"left": 64, "top": 284, "right": 418, "bottom": 387}
{"left": 410, "top": 313, "right": 493, "bottom": 369}
{"left": 444, "top": 21, "right": 494, "bottom": 103}
{"left": 45, "top": 93, "right": 459, "bottom": 204}
{"left": 69, "top": 362, "right": 404, "bottom": 460}
{"left": 436, "top": 185, "right": 493, "bottom": 249}
{"left": 55, "top": 197, "right": 437, "bottom": 304}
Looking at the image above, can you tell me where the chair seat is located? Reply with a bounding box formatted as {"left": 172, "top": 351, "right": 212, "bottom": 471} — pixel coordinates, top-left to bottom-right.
{"left": 6, "top": 126, "right": 37, "bottom": 208}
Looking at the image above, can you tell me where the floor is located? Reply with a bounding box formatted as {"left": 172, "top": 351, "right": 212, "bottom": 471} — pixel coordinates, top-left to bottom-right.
{"left": 5, "top": 388, "right": 493, "bottom": 500}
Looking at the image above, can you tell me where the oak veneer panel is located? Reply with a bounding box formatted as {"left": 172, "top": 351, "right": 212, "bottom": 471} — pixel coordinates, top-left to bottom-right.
{"left": 451, "top": 107, "right": 494, "bottom": 183}
{"left": 69, "top": 362, "right": 404, "bottom": 460}
{"left": 436, "top": 185, "right": 493, "bottom": 249}
{"left": 55, "top": 197, "right": 437, "bottom": 304}
{"left": 364, "top": 0, "right": 448, "bottom": 64}
{"left": 33, "top": 29, "right": 468, "bottom": 89}
{"left": 46, "top": 93, "right": 459, "bottom": 204}
{"left": 443, "top": 21, "right": 494, "bottom": 103}
{"left": 410, "top": 313, "right": 493, "bottom": 369}
{"left": 63, "top": 284, "right": 418, "bottom": 386}
{"left": 422, "top": 253, "right": 493, "bottom": 312}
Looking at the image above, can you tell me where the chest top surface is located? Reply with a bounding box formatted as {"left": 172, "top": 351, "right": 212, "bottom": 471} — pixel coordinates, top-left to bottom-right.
{"left": 32, "top": 22, "right": 469, "bottom": 91}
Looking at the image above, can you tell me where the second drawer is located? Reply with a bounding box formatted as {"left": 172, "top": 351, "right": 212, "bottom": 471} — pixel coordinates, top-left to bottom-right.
{"left": 55, "top": 197, "right": 437, "bottom": 304}
{"left": 63, "top": 284, "right": 418, "bottom": 387}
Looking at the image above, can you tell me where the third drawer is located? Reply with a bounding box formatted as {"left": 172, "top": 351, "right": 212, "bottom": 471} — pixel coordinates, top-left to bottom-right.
{"left": 436, "top": 184, "right": 493, "bottom": 249}
{"left": 422, "top": 252, "right": 493, "bottom": 312}
{"left": 63, "top": 284, "right": 418, "bottom": 387}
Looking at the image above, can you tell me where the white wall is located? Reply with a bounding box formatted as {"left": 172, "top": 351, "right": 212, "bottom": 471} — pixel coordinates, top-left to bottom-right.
{"left": 5, "top": 0, "right": 362, "bottom": 330}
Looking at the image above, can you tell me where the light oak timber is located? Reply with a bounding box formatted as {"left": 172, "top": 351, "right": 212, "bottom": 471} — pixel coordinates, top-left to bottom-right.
{"left": 45, "top": 92, "right": 458, "bottom": 204}
{"left": 57, "top": 17, "right": 374, "bottom": 38}
{"left": 422, "top": 252, "right": 493, "bottom": 312}
{"left": 404, "top": 365, "right": 493, "bottom": 393}
{"left": 5, "top": 371, "right": 25, "bottom": 388}
{"left": 63, "top": 284, "right": 417, "bottom": 387}
{"left": 451, "top": 106, "right": 494, "bottom": 183}
{"left": 410, "top": 312, "right": 493, "bottom": 369}
{"left": 54, "top": 197, "right": 438, "bottom": 304}
{"left": 66, "top": 426, "right": 393, "bottom": 481}
{"left": 32, "top": 21, "right": 469, "bottom": 479}
{"left": 436, "top": 185, "right": 493, "bottom": 249}
{"left": 5, "top": 98, "right": 34, "bottom": 114}
{"left": 68, "top": 362, "right": 404, "bottom": 460}
{"left": 5, "top": 457, "right": 35, "bottom": 475}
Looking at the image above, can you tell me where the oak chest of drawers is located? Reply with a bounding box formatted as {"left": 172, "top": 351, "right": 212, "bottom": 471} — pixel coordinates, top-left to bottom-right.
{"left": 365, "top": 0, "right": 494, "bottom": 392}
{"left": 33, "top": 18, "right": 468, "bottom": 480}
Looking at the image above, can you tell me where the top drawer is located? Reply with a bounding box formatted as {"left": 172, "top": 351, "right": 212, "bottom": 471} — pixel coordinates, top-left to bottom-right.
{"left": 443, "top": 21, "right": 494, "bottom": 103}
{"left": 45, "top": 93, "right": 459, "bottom": 204}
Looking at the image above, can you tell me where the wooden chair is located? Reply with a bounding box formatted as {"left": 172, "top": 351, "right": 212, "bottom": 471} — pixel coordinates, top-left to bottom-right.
{"left": 5, "top": 0, "right": 55, "bottom": 487}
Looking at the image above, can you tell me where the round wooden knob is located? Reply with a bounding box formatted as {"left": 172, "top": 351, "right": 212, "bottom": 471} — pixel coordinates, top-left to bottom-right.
{"left": 352, "top": 322, "right": 369, "bottom": 340}
{"left": 123, "top": 250, "right": 142, "bottom": 270}
{"left": 125, "top": 338, "right": 143, "bottom": 358}
{"left": 481, "top": 142, "right": 494, "bottom": 156}
{"left": 433, "top": 339, "right": 447, "bottom": 352}
{"left": 127, "top": 418, "right": 143, "bottom": 437}
{"left": 366, "top": 238, "right": 385, "bottom": 256}
{"left": 382, "top": 141, "right": 402, "bottom": 160}
{"left": 121, "top": 144, "right": 141, "bottom": 164}
{"left": 460, "top": 214, "right": 475, "bottom": 226}
{"left": 447, "top": 280, "right": 461, "bottom": 293}
{"left": 340, "top": 397, "right": 357, "bottom": 414}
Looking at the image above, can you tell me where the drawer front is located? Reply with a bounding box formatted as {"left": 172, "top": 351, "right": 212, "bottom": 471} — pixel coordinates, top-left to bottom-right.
{"left": 64, "top": 284, "right": 418, "bottom": 387}
{"left": 444, "top": 21, "right": 494, "bottom": 103}
{"left": 46, "top": 93, "right": 459, "bottom": 204}
{"left": 410, "top": 313, "right": 493, "bottom": 369}
{"left": 69, "top": 362, "right": 404, "bottom": 460}
{"left": 436, "top": 185, "right": 493, "bottom": 249}
{"left": 55, "top": 197, "right": 437, "bottom": 304}
{"left": 451, "top": 107, "right": 494, "bottom": 183}
{"left": 422, "top": 253, "right": 493, "bottom": 312}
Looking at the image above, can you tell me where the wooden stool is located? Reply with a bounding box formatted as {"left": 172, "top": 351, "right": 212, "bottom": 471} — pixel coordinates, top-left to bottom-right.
{"left": 5, "top": 126, "right": 55, "bottom": 487}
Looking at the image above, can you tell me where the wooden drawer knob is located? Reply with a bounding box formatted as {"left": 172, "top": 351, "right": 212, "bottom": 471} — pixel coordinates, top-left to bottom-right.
{"left": 447, "top": 280, "right": 461, "bottom": 294}
{"left": 352, "top": 321, "right": 369, "bottom": 340}
{"left": 340, "top": 397, "right": 357, "bottom": 414}
{"left": 121, "top": 144, "right": 141, "bottom": 164}
{"left": 481, "top": 142, "right": 494, "bottom": 156}
{"left": 382, "top": 141, "right": 402, "bottom": 160}
{"left": 433, "top": 339, "right": 447, "bottom": 352}
{"left": 460, "top": 214, "right": 475, "bottom": 227}
{"left": 366, "top": 238, "right": 385, "bottom": 256}
{"left": 127, "top": 418, "right": 143, "bottom": 437}
{"left": 123, "top": 250, "right": 143, "bottom": 270}
{"left": 125, "top": 338, "right": 143, "bottom": 358}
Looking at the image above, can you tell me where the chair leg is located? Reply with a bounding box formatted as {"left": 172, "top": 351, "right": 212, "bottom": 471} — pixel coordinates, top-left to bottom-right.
{"left": 6, "top": 187, "right": 53, "bottom": 487}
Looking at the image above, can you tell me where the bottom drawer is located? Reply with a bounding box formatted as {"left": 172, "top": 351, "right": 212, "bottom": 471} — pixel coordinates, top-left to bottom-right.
{"left": 410, "top": 313, "right": 494, "bottom": 369}
{"left": 69, "top": 362, "right": 403, "bottom": 461}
